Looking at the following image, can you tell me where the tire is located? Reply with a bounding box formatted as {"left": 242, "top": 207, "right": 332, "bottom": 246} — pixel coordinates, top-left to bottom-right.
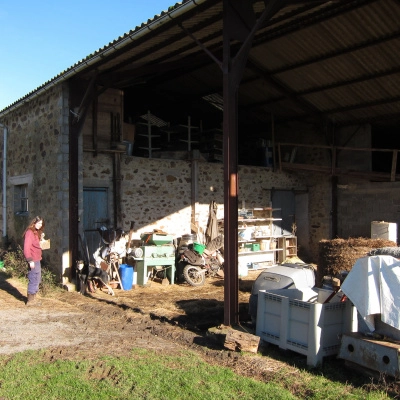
{"left": 183, "top": 265, "right": 206, "bottom": 287}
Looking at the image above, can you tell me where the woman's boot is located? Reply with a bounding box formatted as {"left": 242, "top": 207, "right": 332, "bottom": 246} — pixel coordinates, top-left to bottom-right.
{"left": 26, "top": 292, "right": 41, "bottom": 306}
{"left": 26, "top": 293, "right": 35, "bottom": 306}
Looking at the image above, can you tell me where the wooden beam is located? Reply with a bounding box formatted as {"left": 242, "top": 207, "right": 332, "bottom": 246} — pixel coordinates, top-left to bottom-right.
{"left": 391, "top": 150, "right": 398, "bottom": 182}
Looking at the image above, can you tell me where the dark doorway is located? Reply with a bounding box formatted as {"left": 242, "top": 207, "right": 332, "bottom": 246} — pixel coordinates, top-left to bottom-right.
{"left": 83, "top": 187, "right": 109, "bottom": 263}
{"left": 271, "top": 189, "right": 295, "bottom": 236}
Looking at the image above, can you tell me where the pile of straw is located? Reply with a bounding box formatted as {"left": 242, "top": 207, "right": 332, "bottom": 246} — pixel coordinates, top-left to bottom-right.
{"left": 317, "top": 237, "right": 397, "bottom": 285}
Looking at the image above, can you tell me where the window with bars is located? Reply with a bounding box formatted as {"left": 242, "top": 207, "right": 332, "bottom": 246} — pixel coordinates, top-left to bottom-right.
{"left": 14, "top": 184, "right": 28, "bottom": 214}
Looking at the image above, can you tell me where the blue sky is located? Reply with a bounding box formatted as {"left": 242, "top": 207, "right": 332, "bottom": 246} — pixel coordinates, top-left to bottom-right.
{"left": 0, "top": 0, "right": 175, "bottom": 110}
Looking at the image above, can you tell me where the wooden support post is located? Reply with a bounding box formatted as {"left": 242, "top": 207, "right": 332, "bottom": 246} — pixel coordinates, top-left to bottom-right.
{"left": 391, "top": 150, "right": 398, "bottom": 182}
{"left": 191, "top": 150, "right": 199, "bottom": 230}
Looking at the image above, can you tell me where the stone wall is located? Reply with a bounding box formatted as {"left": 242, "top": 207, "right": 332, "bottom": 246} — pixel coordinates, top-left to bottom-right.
{"left": 337, "top": 179, "right": 400, "bottom": 243}
{"left": 81, "top": 153, "right": 333, "bottom": 260}
{"left": 120, "top": 157, "right": 307, "bottom": 239}
{"left": 0, "top": 85, "right": 70, "bottom": 280}
{"left": 304, "top": 173, "right": 333, "bottom": 260}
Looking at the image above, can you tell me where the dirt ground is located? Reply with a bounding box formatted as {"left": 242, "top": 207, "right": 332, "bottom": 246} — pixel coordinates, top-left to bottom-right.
{"left": 0, "top": 270, "right": 274, "bottom": 362}
{"left": 0, "top": 269, "right": 399, "bottom": 396}
{"left": 0, "top": 269, "right": 298, "bottom": 384}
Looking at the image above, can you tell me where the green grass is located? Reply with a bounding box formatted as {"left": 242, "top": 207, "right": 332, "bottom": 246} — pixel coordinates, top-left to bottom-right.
{"left": 0, "top": 348, "right": 392, "bottom": 400}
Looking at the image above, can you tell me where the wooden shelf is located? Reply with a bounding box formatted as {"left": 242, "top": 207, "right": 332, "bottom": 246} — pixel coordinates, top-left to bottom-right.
{"left": 252, "top": 235, "right": 281, "bottom": 239}
{"left": 219, "top": 206, "right": 287, "bottom": 267}
{"left": 138, "top": 134, "right": 160, "bottom": 138}
{"left": 277, "top": 236, "right": 298, "bottom": 262}
{"left": 238, "top": 218, "right": 282, "bottom": 223}
{"left": 139, "top": 147, "right": 161, "bottom": 151}
{"left": 239, "top": 249, "right": 283, "bottom": 255}
{"left": 135, "top": 110, "right": 164, "bottom": 158}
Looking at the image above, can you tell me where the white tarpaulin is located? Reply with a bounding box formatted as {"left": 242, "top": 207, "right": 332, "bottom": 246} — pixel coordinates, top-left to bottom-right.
{"left": 341, "top": 255, "right": 400, "bottom": 331}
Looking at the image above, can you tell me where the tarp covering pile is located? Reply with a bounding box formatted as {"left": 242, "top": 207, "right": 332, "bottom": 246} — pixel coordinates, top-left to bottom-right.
{"left": 317, "top": 237, "right": 397, "bottom": 285}
{"left": 341, "top": 255, "right": 400, "bottom": 331}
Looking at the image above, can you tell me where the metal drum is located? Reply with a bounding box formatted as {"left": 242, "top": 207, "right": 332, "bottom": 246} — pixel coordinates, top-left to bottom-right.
{"left": 176, "top": 234, "right": 197, "bottom": 282}
{"left": 178, "top": 234, "right": 197, "bottom": 253}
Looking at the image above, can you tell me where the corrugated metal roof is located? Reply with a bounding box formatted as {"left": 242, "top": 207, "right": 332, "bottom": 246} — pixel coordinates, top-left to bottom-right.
{"left": 1, "top": 0, "right": 400, "bottom": 128}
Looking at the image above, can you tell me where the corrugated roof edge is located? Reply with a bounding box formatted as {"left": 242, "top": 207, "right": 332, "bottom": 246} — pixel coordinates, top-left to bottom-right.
{"left": 0, "top": 0, "right": 199, "bottom": 117}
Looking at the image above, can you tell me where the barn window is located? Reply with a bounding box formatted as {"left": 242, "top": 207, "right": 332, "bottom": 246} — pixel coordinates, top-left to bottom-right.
{"left": 14, "top": 184, "right": 28, "bottom": 214}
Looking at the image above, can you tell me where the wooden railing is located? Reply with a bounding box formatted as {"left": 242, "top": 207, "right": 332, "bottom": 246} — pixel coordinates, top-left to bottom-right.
{"left": 276, "top": 143, "right": 399, "bottom": 182}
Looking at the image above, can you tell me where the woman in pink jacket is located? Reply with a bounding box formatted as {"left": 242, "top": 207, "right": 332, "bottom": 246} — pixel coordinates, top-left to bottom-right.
{"left": 23, "top": 216, "right": 44, "bottom": 306}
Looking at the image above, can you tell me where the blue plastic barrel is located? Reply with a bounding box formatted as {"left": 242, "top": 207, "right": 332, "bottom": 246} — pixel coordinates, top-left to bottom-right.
{"left": 119, "top": 264, "right": 134, "bottom": 290}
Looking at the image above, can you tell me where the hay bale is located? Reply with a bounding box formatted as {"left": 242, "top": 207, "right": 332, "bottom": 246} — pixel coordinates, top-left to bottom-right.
{"left": 317, "top": 237, "right": 397, "bottom": 286}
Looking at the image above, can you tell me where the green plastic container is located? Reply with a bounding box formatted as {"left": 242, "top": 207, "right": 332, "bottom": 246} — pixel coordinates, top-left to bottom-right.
{"left": 193, "top": 242, "right": 206, "bottom": 254}
{"left": 252, "top": 243, "right": 260, "bottom": 251}
{"left": 0, "top": 261, "right": 4, "bottom": 269}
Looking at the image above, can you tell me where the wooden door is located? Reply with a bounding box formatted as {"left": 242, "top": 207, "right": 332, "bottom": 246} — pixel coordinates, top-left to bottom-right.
{"left": 272, "top": 189, "right": 309, "bottom": 259}
{"left": 271, "top": 189, "right": 295, "bottom": 236}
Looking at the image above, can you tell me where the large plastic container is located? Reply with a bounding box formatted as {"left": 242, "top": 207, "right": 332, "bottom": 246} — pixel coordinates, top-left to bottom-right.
{"left": 119, "top": 264, "right": 134, "bottom": 290}
{"left": 256, "top": 289, "right": 357, "bottom": 366}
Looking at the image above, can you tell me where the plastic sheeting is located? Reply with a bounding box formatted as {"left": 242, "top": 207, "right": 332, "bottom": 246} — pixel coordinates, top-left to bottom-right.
{"left": 341, "top": 255, "right": 400, "bottom": 331}
{"left": 205, "top": 201, "right": 218, "bottom": 244}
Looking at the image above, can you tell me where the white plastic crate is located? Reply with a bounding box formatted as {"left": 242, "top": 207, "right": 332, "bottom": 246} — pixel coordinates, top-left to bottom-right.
{"left": 256, "top": 290, "right": 357, "bottom": 366}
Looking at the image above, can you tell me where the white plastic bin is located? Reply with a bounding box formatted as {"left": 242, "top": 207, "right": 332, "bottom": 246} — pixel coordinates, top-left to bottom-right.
{"left": 238, "top": 262, "right": 248, "bottom": 277}
{"left": 255, "top": 290, "right": 357, "bottom": 366}
{"left": 371, "top": 221, "right": 397, "bottom": 242}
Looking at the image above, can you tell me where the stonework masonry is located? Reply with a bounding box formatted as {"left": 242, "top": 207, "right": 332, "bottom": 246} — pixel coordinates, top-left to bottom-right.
{"left": 82, "top": 153, "right": 331, "bottom": 262}
{"left": 0, "top": 85, "right": 69, "bottom": 281}
{"left": 337, "top": 179, "right": 400, "bottom": 240}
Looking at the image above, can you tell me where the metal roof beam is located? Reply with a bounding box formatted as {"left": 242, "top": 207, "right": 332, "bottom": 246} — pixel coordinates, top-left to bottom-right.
{"left": 327, "top": 96, "right": 400, "bottom": 115}
{"left": 298, "top": 66, "right": 400, "bottom": 96}
{"left": 95, "top": 12, "right": 223, "bottom": 79}
{"left": 337, "top": 112, "right": 400, "bottom": 127}
{"left": 253, "top": 0, "right": 377, "bottom": 44}
{"left": 270, "top": 29, "right": 400, "bottom": 75}
{"left": 77, "top": 0, "right": 221, "bottom": 75}
{"left": 247, "top": 59, "right": 323, "bottom": 118}
{"left": 98, "top": 54, "right": 212, "bottom": 87}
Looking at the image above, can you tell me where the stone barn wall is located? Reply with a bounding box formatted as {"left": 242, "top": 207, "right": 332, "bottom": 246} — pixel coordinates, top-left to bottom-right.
{"left": 82, "top": 153, "right": 334, "bottom": 262}
{"left": 0, "top": 85, "right": 70, "bottom": 279}
{"left": 337, "top": 179, "right": 400, "bottom": 243}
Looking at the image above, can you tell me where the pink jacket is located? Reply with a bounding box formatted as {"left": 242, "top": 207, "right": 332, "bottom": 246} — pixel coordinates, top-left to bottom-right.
{"left": 24, "top": 229, "right": 42, "bottom": 262}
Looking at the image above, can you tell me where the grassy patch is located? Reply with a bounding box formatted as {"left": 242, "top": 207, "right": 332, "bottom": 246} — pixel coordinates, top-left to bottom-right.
{"left": 0, "top": 348, "right": 392, "bottom": 400}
